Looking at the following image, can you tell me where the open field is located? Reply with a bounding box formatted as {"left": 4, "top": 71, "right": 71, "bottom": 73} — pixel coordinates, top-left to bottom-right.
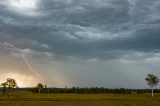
{"left": 0, "top": 93, "right": 160, "bottom": 106}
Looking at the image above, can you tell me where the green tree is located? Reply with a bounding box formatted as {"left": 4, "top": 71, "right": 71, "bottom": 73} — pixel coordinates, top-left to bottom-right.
{"left": 6, "top": 78, "right": 17, "bottom": 88}
{"left": 1, "top": 78, "right": 17, "bottom": 96}
{"left": 145, "top": 74, "right": 159, "bottom": 97}
{"left": 36, "top": 83, "right": 44, "bottom": 93}
{"left": 1, "top": 82, "right": 7, "bottom": 95}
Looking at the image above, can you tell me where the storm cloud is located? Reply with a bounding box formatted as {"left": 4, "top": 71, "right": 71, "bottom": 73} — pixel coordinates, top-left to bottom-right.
{"left": 0, "top": 0, "right": 160, "bottom": 88}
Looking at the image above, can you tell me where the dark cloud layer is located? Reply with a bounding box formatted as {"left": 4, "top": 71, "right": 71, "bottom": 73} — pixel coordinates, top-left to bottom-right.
{"left": 0, "top": 0, "right": 160, "bottom": 60}
{"left": 0, "top": 0, "right": 160, "bottom": 88}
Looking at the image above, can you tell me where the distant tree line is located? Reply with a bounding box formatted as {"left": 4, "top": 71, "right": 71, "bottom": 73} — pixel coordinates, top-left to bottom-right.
{"left": 1, "top": 86, "right": 160, "bottom": 94}
{"left": 31, "top": 87, "right": 160, "bottom": 94}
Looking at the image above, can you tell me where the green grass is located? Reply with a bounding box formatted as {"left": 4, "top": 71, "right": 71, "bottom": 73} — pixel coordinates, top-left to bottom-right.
{"left": 0, "top": 93, "right": 160, "bottom": 106}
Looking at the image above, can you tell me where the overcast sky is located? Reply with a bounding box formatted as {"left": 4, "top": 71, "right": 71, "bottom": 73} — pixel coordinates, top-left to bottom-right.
{"left": 0, "top": 0, "right": 160, "bottom": 88}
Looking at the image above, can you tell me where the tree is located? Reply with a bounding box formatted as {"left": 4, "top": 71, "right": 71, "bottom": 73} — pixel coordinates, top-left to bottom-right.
{"left": 1, "top": 82, "right": 7, "bottom": 95}
{"left": 1, "top": 78, "right": 17, "bottom": 95}
{"left": 145, "top": 74, "right": 159, "bottom": 97}
{"left": 6, "top": 78, "right": 17, "bottom": 88}
{"left": 36, "top": 83, "right": 44, "bottom": 93}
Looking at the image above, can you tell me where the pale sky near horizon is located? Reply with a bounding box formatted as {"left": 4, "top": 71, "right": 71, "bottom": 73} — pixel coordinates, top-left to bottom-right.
{"left": 0, "top": 0, "right": 160, "bottom": 88}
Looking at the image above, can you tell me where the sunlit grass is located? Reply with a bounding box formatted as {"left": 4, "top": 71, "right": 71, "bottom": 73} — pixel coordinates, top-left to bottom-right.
{"left": 0, "top": 93, "right": 160, "bottom": 106}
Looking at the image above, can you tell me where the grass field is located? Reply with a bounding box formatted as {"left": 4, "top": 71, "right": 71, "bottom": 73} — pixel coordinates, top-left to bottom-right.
{"left": 0, "top": 93, "right": 160, "bottom": 106}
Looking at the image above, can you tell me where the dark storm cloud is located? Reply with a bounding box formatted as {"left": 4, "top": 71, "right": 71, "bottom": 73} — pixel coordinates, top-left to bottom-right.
{"left": 0, "top": 0, "right": 160, "bottom": 60}
{"left": 1, "top": 0, "right": 160, "bottom": 88}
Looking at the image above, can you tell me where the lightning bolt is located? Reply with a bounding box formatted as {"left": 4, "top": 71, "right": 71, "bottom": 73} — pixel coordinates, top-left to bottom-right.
{"left": 3, "top": 41, "right": 45, "bottom": 84}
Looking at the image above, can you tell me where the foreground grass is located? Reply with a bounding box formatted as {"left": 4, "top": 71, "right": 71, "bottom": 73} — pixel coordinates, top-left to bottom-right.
{"left": 0, "top": 93, "right": 160, "bottom": 106}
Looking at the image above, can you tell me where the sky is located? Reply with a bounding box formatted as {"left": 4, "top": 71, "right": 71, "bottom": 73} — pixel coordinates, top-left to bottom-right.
{"left": 0, "top": 0, "right": 160, "bottom": 88}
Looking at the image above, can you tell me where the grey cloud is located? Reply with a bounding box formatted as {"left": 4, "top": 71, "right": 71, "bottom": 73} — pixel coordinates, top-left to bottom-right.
{"left": 0, "top": 0, "right": 160, "bottom": 61}
{"left": 1, "top": 0, "right": 160, "bottom": 88}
